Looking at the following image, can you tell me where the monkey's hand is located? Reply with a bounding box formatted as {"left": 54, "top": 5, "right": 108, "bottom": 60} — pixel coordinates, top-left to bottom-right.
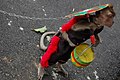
{"left": 92, "top": 34, "right": 100, "bottom": 47}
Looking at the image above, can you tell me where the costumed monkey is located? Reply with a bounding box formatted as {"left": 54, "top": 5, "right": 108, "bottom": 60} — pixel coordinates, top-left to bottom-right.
{"left": 38, "top": 4, "right": 115, "bottom": 80}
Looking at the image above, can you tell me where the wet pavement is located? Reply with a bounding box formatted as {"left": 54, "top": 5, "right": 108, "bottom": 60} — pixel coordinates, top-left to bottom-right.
{"left": 0, "top": 0, "right": 120, "bottom": 80}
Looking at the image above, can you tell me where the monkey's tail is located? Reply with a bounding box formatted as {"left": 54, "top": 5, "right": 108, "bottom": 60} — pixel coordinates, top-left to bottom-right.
{"left": 40, "top": 31, "right": 56, "bottom": 51}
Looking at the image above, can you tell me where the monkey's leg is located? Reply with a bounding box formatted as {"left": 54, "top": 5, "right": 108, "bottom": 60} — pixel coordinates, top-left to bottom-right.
{"left": 38, "top": 64, "right": 45, "bottom": 80}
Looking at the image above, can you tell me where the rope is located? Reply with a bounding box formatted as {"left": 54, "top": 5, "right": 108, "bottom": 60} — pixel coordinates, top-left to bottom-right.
{"left": 0, "top": 10, "right": 67, "bottom": 20}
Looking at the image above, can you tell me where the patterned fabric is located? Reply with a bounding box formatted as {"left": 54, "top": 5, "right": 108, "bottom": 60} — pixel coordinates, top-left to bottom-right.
{"left": 66, "top": 4, "right": 110, "bottom": 18}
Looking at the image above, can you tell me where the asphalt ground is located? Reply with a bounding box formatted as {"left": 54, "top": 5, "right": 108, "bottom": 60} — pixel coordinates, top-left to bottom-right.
{"left": 0, "top": 0, "right": 120, "bottom": 80}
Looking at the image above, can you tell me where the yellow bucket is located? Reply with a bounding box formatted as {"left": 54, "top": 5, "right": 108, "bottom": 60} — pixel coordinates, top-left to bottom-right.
{"left": 71, "top": 43, "right": 95, "bottom": 68}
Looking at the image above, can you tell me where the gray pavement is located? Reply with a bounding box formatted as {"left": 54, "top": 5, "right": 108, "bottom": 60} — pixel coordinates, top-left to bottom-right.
{"left": 0, "top": 0, "right": 120, "bottom": 80}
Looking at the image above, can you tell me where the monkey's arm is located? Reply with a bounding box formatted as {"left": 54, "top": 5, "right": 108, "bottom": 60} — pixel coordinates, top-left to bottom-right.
{"left": 92, "top": 26, "right": 104, "bottom": 47}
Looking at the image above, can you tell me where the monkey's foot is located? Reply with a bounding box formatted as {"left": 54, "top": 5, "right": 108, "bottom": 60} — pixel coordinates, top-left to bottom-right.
{"left": 53, "top": 64, "right": 68, "bottom": 77}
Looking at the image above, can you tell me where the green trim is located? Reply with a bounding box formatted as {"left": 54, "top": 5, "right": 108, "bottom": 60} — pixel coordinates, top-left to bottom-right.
{"left": 74, "top": 48, "right": 91, "bottom": 64}
{"left": 74, "top": 11, "right": 87, "bottom": 16}
{"left": 99, "top": 5, "right": 107, "bottom": 9}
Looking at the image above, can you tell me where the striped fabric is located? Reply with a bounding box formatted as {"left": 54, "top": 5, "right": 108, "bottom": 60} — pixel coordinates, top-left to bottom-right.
{"left": 66, "top": 4, "right": 110, "bottom": 18}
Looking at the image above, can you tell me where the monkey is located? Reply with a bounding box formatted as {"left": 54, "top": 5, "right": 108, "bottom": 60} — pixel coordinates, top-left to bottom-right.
{"left": 38, "top": 4, "right": 116, "bottom": 80}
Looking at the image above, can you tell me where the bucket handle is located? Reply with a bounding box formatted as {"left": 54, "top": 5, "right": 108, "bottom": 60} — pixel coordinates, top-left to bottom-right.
{"left": 76, "top": 44, "right": 93, "bottom": 59}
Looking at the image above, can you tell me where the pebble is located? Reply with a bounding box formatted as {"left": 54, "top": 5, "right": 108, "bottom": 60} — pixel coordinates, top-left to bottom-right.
{"left": 19, "top": 27, "right": 24, "bottom": 31}
{"left": 8, "top": 21, "right": 12, "bottom": 26}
